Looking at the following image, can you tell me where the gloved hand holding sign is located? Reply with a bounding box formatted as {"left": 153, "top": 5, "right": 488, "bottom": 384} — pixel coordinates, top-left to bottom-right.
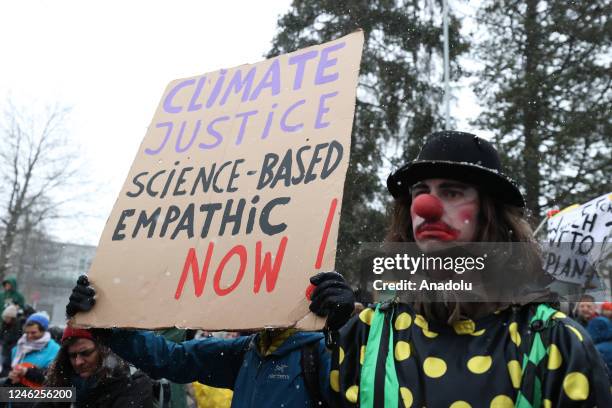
{"left": 308, "top": 271, "right": 355, "bottom": 331}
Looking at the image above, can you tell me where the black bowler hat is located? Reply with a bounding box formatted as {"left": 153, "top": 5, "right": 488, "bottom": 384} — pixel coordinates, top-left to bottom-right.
{"left": 387, "top": 131, "right": 525, "bottom": 207}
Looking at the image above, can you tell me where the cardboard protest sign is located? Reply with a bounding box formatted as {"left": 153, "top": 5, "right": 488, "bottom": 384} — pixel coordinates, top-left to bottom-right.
{"left": 545, "top": 192, "right": 612, "bottom": 286}
{"left": 75, "top": 31, "right": 364, "bottom": 330}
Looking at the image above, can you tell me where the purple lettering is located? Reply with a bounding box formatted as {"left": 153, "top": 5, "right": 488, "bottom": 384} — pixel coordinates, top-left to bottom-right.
{"left": 234, "top": 110, "right": 259, "bottom": 145}
{"left": 288, "top": 50, "right": 318, "bottom": 90}
{"left": 201, "top": 116, "right": 229, "bottom": 150}
{"left": 250, "top": 60, "right": 281, "bottom": 101}
{"left": 315, "top": 42, "right": 345, "bottom": 85}
{"left": 261, "top": 103, "right": 278, "bottom": 139}
{"left": 220, "top": 68, "right": 256, "bottom": 106}
{"left": 187, "top": 76, "right": 206, "bottom": 112}
{"left": 207, "top": 70, "right": 227, "bottom": 108}
{"left": 176, "top": 120, "right": 202, "bottom": 153}
{"left": 145, "top": 122, "right": 173, "bottom": 155}
{"left": 315, "top": 92, "right": 338, "bottom": 129}
{"left": 163, "top": 79, "right": 196, "bottom": 113}
{"left": 280, "top": 99, "right": 305, "bottom": 133}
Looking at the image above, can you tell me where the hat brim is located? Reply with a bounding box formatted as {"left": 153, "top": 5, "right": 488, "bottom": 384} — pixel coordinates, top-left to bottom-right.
{"left": 387, "top": 160, "right": 525, "bottom": 208}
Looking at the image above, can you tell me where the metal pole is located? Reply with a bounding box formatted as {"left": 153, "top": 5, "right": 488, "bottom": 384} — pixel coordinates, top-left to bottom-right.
{"left": 532, "top": 216, "right": 549, "bottom": 236}
{"left": 443, "top": 0, "right": 450, "bottom": 130}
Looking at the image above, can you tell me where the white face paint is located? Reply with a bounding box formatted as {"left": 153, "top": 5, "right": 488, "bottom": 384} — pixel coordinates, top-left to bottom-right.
{"left": 410, "top": 178, "right": 480, "bottom": 252}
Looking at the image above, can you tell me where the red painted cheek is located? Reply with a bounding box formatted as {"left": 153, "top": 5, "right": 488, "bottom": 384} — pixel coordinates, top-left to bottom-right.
{"left": 459, "top": 209, "right": 475, "bottom": 224}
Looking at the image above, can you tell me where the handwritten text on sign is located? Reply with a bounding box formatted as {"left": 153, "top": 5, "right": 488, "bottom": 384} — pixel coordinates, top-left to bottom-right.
{"left": 77, "top": 32, "right": 364, "bottom": 330}
{"left": 546, "top": 193, "right": 612, "bottom": 285}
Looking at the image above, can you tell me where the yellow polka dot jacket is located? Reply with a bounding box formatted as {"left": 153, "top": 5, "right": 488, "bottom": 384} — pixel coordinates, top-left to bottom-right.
{"left": 330, "top": 302, "right": 612, "bottom": 407}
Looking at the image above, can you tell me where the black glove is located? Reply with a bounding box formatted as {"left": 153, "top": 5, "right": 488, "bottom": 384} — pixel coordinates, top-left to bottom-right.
{"left": 66, "top": 275, "right": 96, "bottom": 318}
{"left": 309, "top": 271, "right": 355, "bottom": 331}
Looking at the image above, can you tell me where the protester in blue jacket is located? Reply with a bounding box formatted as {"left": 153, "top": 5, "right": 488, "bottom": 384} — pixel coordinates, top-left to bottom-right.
{"left": 8, "top": 312, "right": 60, "bottom": 387}
{"left": 587, "top": 316, "right": 612, "bottom": 381}
{"left": 66, "top": 275, "right": 353, "bottom": 408}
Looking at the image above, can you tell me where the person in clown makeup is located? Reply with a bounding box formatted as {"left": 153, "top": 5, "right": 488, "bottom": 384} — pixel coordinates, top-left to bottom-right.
{"left": 309, "top": 131, "right": 612, "bottom": 407}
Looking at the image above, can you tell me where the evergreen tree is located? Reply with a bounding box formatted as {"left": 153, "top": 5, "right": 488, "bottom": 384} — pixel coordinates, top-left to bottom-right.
{"left": 267, "top": 0, "right": 468, "bottom": 286}
{"left": 474, "top": 0, "right": 611, "bottom": 219}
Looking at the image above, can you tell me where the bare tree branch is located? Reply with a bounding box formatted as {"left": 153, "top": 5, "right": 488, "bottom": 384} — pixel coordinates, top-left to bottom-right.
{"left": 0, "top": 100, "right": 81, "bottom": 278}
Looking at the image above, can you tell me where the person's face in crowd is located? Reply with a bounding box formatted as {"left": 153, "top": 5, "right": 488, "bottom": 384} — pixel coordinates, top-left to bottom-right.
{"left": 602, "top": 309, "right": 612, "bottom": 319}
{"left": 410, "top": 178, "right": 480, "bottom": 252}
{"left": 577, "top": 301, "right": 596, "bottom": 320}
{"left": 24, "top": 324, "right": 45, "bottom": 341}
{"left": 2, "top": 315, "right": 14, "bottom": 324}
{"left": 3, "top": 282, "right": 12, "bottom": 291}
{"left": 68, "top": 338, "right": 100, "bottom": 379}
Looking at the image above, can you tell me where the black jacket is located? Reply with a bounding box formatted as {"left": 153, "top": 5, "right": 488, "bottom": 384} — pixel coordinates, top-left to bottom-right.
{"left": 33, "top": 367, "right": 153, "bottom": 408}
{"left": 0, "top": 320, "right": 22, "bottom": 376}
{"left": 74, "top": 370, "right": 153, "bottom": 408}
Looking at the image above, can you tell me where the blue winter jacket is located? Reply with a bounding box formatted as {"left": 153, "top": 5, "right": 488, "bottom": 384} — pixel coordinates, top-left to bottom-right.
{"left": 10, "top": 337, "right": 60, "bottom": 369}
{"left": 105, "top": 330, "right": 332, "bottom": 408}
{"left": 587, "top": 316, "right": 612, "bottom": 380}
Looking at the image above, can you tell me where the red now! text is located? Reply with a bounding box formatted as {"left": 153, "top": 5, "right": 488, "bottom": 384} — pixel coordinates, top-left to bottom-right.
{"left": 174, "top": 237, "right": 288, "bottom": 298}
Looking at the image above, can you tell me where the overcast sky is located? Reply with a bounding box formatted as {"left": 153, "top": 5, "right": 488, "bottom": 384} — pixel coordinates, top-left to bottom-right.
{"left": 0, "top": 0, "right": 296, "bottom": 245}
{"left": 0, "top": 0, "right": 481, "bottom": 247}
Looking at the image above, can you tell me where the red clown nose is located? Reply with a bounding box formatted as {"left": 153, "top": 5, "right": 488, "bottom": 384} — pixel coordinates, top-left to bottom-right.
{"left": 412, "top": 194, "right": 443, "bottom": 220}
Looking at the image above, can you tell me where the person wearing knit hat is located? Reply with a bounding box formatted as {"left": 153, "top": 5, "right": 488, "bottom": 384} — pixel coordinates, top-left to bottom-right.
{"left": 58, "top": 327, "right": 99, "bottom": 380}
{"left": 601, "top": 302, "right": 612, "bottom": 320}
{"left": 0, "top": 276, "right": 25, "bottom": 314}
{"left": 1, "top": 304, "right": 18, "bottom": 321}
{"left": 25, "top": 311, "right": 50, "bottom": 331}
{"left": 66, "top": 274, "right": 333, "bottom": 408}
{"left": 60, "top": 327, "right": 94, "bottom": 344}
{"left": 42, "top": 326, "right": 153, "bottom": 407}
{"left": 8, "top": 310, "right": 59, "bottom": 388}
{"left": 0, "top": 304, "right": 22, "bottom": 376}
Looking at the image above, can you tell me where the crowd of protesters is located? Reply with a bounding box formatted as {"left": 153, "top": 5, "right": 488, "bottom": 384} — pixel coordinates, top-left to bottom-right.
{"left": 1, "top": 278, "right": 610, "bottom": 407}
{"left": 0, "top": 131, "right": 611, "bottom": 407}
{"left": 574, "top": 296, "right": 612, "bottom": 381}
{"left": 0, "top": 276, "right": 237, "bottom": 407}
{"left": 63, "top": 131, "right": 611, "bottom": 407}
{"left": 0, "top": 277, "right": 153, "bottom": 407}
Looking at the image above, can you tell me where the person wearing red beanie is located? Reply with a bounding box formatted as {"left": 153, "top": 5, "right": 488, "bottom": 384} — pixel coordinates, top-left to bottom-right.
{"left": 60, "top": 327, "right": 94, "bottom": 344}
{"left": 41, "top": 327, "right": 153, "bottom": 407}
{"left": 601, "top": 302, "right": 612, "bottom": 320}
